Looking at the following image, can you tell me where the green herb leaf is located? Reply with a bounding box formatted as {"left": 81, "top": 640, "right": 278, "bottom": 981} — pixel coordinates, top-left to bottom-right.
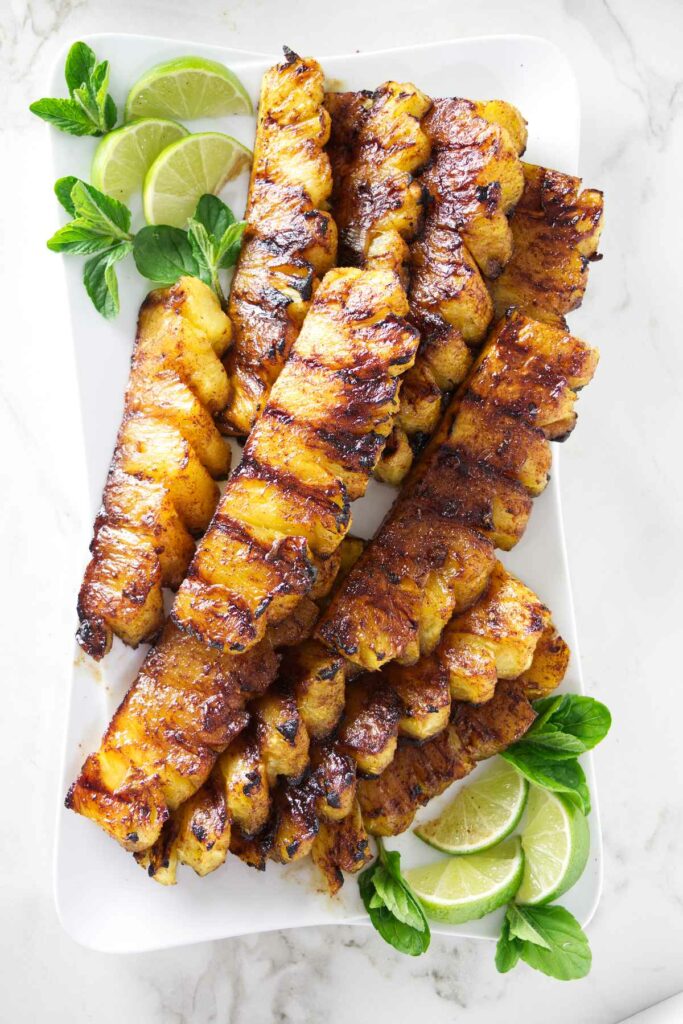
{"left": 495, "top": 917, "right": 522, "bottom": 973}
{"left": 82, "top": 242, "right": 132, "bottom": 319}
{"left": 501, "top": 905, "right": 592, "bottom": 980}
{"left": 31, "top": 41, "right": 117, "bottom": 137}
{"left": 64, "top": 41, "right": 96, "bottom": 93}
{"left": 505, "top": 903, "right": 551, "bottom": 948}
{"left": 133, "top": 225, "right": 200, "bottom": 285}
{"left": 358, "top": 841, "right": 430, "bottom": 956}
{"left": 47, "top": 222, "right": 118, "bottom": 254}
{"left": 187, "top": 219, "right": 216, "bottom": 286}
{"left": 501, "top": 747, "right": 591, "bottom": 815}
{"left": 70, "top": 181, "right": 131, "bottom": 238}
{"left": 530, "top": 695, "right": 612, "bottom": 752}
{"left": 523, "top": 730, "right": 586, "bottom": 758}
{"left": 194, "top": 194, "right": 236, "bottom": 239}
{"left": 29, "top": 97, "right": 98, "bottom": 136}
{"left": 91, "top": 60, "right": 110, "bottom": 108}
{"left": 370, "top": 864, "right": 427, "bottom": 932}
{"left": 216, "top": 221, "right": 246, "bottom": 268}
{"left": 104, "top": 93, "right": 118, "bottom": 132}
{"left": 54, "top": 176, "right": 81, "bottom": 216}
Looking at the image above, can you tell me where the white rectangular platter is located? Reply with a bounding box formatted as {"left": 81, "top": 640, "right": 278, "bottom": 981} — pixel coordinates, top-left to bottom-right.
{"left": 53, "top": 33, "right": 602, "bottom": 953}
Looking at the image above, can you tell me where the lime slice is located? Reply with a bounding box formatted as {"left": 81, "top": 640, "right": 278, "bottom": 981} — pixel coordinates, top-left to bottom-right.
{"left": 414, "top": 759, "right": 528, "bottom": 855}
{"left": 515, "top": 787, "right": 590, "bottom": 905}
{"left": 143, "top": 132, "right": 251, "bottom": 227}
{"left": 125, "top": 56, "right": 253, "bottom": 121}
{"left": 91, "top": 118, "right": 189, "bottom": 201}
{"left": 404, "top": 837, "right": 524, "bottom": 924}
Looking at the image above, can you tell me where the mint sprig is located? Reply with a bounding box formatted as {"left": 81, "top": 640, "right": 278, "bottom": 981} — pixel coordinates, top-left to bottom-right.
{"left": 30, "top": 42, "right": 117, "bottom": 137}
{"left": 496, "top": 904, "right": 591, "bottom": 980}
{"left": 47, "top": 179, "right": 134, "bottom": 318}
{"left": 358, "top": 838, "right": 430, "bottom": 956}
{"left": 48, "top": 177, "right": 245, "bottom": 318}
{"left": 501, "top": 694, "right": 611, "bottom": 815}
{"left": 133, "top": 195, "right": 246, "bottom": 306}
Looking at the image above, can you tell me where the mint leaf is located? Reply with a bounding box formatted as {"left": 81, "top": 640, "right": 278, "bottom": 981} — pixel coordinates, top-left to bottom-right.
{"left": 194, "top": 194, "right": 236, "bottom": 240}
{"left": 64, "top": 41, "right": 96, "bottom": 93}
{"left": 506, "top": 903, "right": 551, "bottom": 948}
{"left": 495, "top": 917, "right": 522, "bottom": 973}
{"left": 47, "top": 222, "right": 117, "bottom": 254}
{"left": 523, "top": 731, "right": 586, "bottom": 758}
{"left": 104, "top": 93, "right": 118, "bottom": 132}
{"left": 512, "top": 906, "right": 591, "bottom": 980}
{"left": 187, "top": 219, "right": 216, "bottom": 286}
{"left": 531, "top": 695, "right": 611, "bottom": 751}
{"left": 358, "top": 841, "right": 430, "bottom": 956}
{"left": 133, "top": 226, "right": 199, "bottom": 285}
{"left": 54, "top": 176, "right": 81, "bottom": 216}
{"left": 83, "top": 242, "right": 132, "bottom": 319}
{"left": 370, "top": 863, "right": 427, "bottom": 933}
{"left": 70, "top": 181, "right": 131, "bottom": 238}
{"left": 90, "top": 60, "right": 110, "bottom": 108}
{"left": 216, "top": 221, "right": 246, "bottom": 268}
{"left": 501, "top": 747, "right": 591, "bottom": 815}
{"left": 29, "top": 97, "right": 97, "bottom": 136}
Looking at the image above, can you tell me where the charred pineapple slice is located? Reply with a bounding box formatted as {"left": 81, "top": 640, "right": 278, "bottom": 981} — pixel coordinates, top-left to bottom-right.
{"left": 172, "top": 267, "right": 419, "bottom": 654}
{"left": 491, "top": 163, "right": 605, "bottom": 324}
{"left": 219, "top": 50, "right": 337, "bottom": 435}
{"left": 326, "top": 82, "right": 431, "bottom": 279}
{"left": 77, "top": 278, "right": 232, "bottom": 660}
{"left": 440, "top": 561, "right": 548, "bottom": 703}
{"left": 311, "top": 800, "right": 372, "bottom": 894}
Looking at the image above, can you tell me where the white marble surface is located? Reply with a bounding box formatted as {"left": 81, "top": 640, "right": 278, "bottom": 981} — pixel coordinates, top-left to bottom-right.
{"left": 1, "top": 0, "right": 682, "bottom": 1021}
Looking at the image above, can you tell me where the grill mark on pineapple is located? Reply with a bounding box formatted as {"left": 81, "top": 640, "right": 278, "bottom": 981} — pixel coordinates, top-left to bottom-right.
{"left": 233, "top": 454, "right": 351, "bottom": 533}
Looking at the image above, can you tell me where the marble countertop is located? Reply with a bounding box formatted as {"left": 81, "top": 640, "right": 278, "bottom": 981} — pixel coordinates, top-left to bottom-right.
{"left": 2, "top": 0, "right": 682, "bottom": 1021}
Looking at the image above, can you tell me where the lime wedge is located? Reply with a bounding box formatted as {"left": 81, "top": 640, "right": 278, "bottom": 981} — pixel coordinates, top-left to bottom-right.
{"left": 515, "top": 787, "right": 590, "bottom": 905}
{"left": 414, "top": 759, "right": 528, "bottom": 855}
{"left": 91, "top": 118, "right": 189, "bottom": 201}
{"left": 143, "top": 132, "right": 251, "bottom": 227}
{"left": 404, "top": 837, "right": 524, "bottom": 924}
{"left": 125, "top": 56, "right": 253, "bottom": 121}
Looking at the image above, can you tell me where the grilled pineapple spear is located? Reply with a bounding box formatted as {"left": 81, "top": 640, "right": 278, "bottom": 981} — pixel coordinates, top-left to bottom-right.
{"left": 76, "top": 277, "right": 233, "bottom": 660}
{"left": 218, "top": 49, "right": 338, "bottom": 436}
{"left": 325, "top": 82, "right": 431, "bottom": 280}
{"left": 317, "top": 310, "right": 598, "bottom": 673}
{"left": 67, "top": 267, "right": 418, "bottom": 854}
{"left": 172, "top": 267, "right": 419, "bottom": 654}
{"left": 381, "top": 98, "right": 528, "bottom": 483}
